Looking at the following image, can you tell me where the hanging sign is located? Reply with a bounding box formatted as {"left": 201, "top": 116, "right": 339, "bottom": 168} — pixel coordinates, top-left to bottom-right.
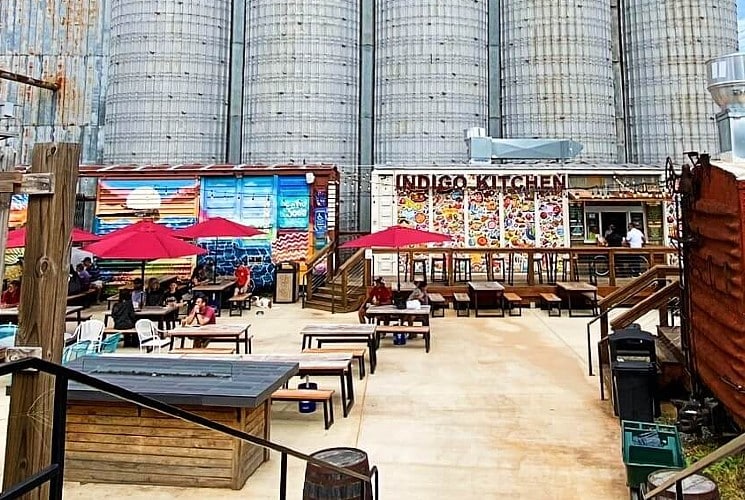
{"left": 395, "top": 173, "right": 565, "bottom": 193}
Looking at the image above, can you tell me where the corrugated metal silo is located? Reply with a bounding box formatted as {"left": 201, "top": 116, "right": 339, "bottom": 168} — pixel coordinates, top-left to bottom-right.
{"left": 243, "top": 0, "right": 359, "bottom": 164}
{"left": 104, "top": 0, "right": 230, "bottom": 164}
{"left": 623, "top": 0, "right": 738, "bottom": 165}
{"left": 375, "top": 1, "right": 488, "bottom": 164}
{"left": 0, "top": 0, "right": 109, "bottom": 164}
{"left": 501, "top": 0, "right": 617, "bottom": 162}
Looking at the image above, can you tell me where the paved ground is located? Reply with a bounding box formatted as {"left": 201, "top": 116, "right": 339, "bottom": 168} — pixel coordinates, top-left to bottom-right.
{"left": 0, "top": 301, "right": 651, "bottom": 499}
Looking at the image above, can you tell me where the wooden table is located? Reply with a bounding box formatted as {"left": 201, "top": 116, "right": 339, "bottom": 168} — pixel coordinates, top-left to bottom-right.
{"left": 467, "top": 281, "right": 505, "bottom": 317}
{"left": 300, "top": 323, "right": 378, "bottom": 374}
{"left": 192, "top": 280, "right": 237, "bottom": 316}
{"left": 168, "top": 324, "right": 252, "bottom": 354}
{"left": 104, "top": 304, "right": 180, "bottom": 330}
{"left": 0, "top": 305, "right": 83, "bottom": 325}
{"left": 365, "top": 304, "right": 431, "bottom": 326}
{"left": 65, "top": 356, "right": 297, "bottom": 490}
{"left": 556, "top": 281, "right": 598, "bottom": 317}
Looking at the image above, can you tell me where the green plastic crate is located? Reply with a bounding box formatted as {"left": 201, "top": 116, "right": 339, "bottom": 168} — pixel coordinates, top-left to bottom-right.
{"left": 621, "top": 420, "right": 685, "bottom": 487}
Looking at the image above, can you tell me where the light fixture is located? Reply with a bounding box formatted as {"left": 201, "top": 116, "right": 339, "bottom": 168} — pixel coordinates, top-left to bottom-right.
{"left": 305, "top": 172, "right": 315, "bottom": 184}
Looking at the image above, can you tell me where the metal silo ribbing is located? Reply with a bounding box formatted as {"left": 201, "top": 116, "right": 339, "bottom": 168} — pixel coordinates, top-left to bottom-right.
{"left": 104, "top": 0, "right": 230, "bottom": 164}
{"left": 501, "top": 0, "right": 617, "bottom": 162}
{"left": 0, "top": 0, "right": 109, "bottom": 164}
{"left": 375, "top": 1, "right": 488, "bottom": 164}
{"left": 243, "top": 0, "right": 359, "bottom": 165}
{"left": 623, "top": 0, "right": 737, "bottom": 165}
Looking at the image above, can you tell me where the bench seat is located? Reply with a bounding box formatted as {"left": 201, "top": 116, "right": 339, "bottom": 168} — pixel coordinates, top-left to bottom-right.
{"left": 375, "top": 325, "right": 431, "bottom": 353}
{"left": 581, "top": 292, "right": 602, "bottom": 315}
{"left": 539, "top": 293, "right": 562, "bottom": 317}
{"left": 169, "top": 347, "right": 236, "bottom": 355}
{"left": 66, "top": 289, "right": 97, "bottom": 307}
{"left": 303, "top": 347, "right": 367, "bottom": 379}
{"left": 271, "top": 389, "right": 335, "bottom": 429}
{"left": 228, "top": 293, "right": 252, "bottom": 316}
{"left": 502, "top": 292, "right": 523, "bottom": 317}
{"left": 452, "top": 292, "right": 470, "bottom": 317}
{"left": 427, "top": 292, "right": 447, "bottom": 317}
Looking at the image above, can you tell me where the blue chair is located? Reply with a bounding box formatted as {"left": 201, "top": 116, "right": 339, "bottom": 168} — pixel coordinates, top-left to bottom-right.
{"left": 99, "top": 333, "right": 122, "bottom": 354}
{"left": 62, "top": 340, "right": 92, "bottom": 364}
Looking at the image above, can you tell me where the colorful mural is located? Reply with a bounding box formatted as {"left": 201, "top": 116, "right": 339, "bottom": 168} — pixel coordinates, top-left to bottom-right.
{"left": 398, "top": 190, "right": 429, "bottom": 230}
{"left": 503, "top": 193, "right": 536, "bottom": 248}
{"left": 9, "top": 194, "right": 27, "bottom": 228}
{"left": 467, "top": 190, "right": 500, "bottom": 248}
{"left": 432, "top": 190, "right": 465, "bottom": 246}
{"left": 537, "top": 194, "right": 565, "bottom": 247}
{"left": 272, "top": 232, "right": 310, "bottom": 263}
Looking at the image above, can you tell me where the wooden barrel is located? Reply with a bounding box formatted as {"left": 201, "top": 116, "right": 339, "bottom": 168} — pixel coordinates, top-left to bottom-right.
{"left": 646, "top": 469, "right": 719, "bottom": 499}
{"left": 303, "top": 447, "right": 372, "bottom": 500}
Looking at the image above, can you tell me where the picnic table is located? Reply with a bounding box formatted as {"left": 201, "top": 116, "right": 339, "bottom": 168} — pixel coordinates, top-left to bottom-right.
{"left": 556, "top": 281, "right": 598, "bottom": 317}
{"left": 0, "top": 305, "right": 84, "bottom": 325}
{"left": 300, "top": 323, "right": 378, "bottom": 374}
{"left": 104, "top": 304, "right": 180, "bottom": 330}
{"left": 168, "top": 323, "right": 252, "bottom": 354}
{"left": 64, "top": 355, "right": 297, "bottom": 489}
{"left": 467, "top": 281, "right": 505, "bottom": 317}
{"left": 192, "top": 279, "right": 236, "bottom": 315}
{"left": 365, "top": 304, "right": 431, "bottom": 326}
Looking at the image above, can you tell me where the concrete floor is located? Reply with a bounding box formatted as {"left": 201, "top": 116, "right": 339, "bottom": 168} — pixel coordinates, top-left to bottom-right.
{"left": 0, "top": 301, "right": 649, "bottom": 499}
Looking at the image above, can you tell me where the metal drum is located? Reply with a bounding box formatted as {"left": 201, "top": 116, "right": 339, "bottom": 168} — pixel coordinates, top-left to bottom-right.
{"left": 303, "top": 447, "right": 372, "bottom": 500}
{"left": 645, "top": 469, "right": 719, "bottom": 500}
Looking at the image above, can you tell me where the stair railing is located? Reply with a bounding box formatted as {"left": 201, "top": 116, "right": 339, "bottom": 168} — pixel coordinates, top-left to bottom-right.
{"left": 329, "top": 248, "right": 368, "bottom": 313}
{"left": 301, "top": 242, "right": 336, "bottom": 307}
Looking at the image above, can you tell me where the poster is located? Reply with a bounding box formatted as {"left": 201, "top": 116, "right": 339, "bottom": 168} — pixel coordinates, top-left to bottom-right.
{"left": 398, "top": 190, "right": 429, "bottom": 230}
{"left": 537, "top": 194, "right": 565, "bottom": 247}
{"left": 503, "top": 193, "right": 535, "bottom": 248}
{"left": 467, "top": 190, "right": 500, "bottom": 248}
{"left": 432, "top": 190, "right": 465, "bottom": 246}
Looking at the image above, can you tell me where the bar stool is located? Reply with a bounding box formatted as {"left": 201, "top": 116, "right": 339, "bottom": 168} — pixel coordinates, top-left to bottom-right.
{"left": 490, "top": 253, "right": 508, "bottom": 282}
{"left": 430, "top": 254, "right": 447, "bottom": 282}
{"left": 454, "top": 256, "right": 472, "bottom": 282}
{"left": 533, "top": 253, "right": 544, "bottom": 284}
{"left": 561, "top": 254, "right": 580, "bottom": 281}
{"left": 411, "top": 255, "right": 428, "bottom": 282}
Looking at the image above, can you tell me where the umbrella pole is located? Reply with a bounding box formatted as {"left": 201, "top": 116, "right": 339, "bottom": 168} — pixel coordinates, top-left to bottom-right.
{"left": 397, "top": 249, "right": 401, "bottom": 292}
{"left": 213, "top": 237, "right": 218, "bottom": 284}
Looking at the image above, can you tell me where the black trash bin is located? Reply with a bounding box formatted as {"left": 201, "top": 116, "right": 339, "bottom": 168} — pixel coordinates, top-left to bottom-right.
{"left": 611, "top": 361, "right": 658, "bottom": 422}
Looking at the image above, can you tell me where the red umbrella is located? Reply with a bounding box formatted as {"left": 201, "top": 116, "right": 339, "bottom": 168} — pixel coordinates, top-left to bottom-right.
{"left": 6, "top": 227, "right": 101, "bottom": 249}
{"left": 82, "top": 221, "right": 207, "bottom": 283}
{"left": 174, "top": 217, "right": 265, "bottom": 283}
{"left": 340, "top": 225, "right": 451, "bottom": 289}
{"left": 103, "top": 220, "right": 177, "bottom": 238}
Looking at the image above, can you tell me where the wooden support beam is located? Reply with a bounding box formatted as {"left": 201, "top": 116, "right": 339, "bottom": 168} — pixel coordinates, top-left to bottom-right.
{"left": 0, "top": 69, "right": 60, "bottom": 92}
{"left": 0, "top": 172, "right": 54, "bottom": 195}
{"left": 2, "top": 143, "right": 79, "bottom": 499}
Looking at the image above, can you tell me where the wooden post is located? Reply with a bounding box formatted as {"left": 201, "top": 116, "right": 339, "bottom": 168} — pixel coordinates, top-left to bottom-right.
{"left": 2, "top": 143, "right": 79, "bottom": 499}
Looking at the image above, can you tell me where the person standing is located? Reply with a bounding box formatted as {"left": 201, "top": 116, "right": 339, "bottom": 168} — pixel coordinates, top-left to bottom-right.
{"left": 624, "top": 223, "right": 647, "bottom": 276}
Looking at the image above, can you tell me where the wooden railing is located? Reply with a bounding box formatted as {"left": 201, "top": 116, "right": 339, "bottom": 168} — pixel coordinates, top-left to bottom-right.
{"left": 300, "top": 242, "right": 336, "bottom": 305}
{"left": 367, "top": 246, "right": 677, "bottom": 287}
{"left": 328, "top": 248, "right": 368, "bottom": 312}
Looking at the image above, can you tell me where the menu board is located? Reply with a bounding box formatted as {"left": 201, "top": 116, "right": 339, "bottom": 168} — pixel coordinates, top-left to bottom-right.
{"left": 503, "top": 193, "right": 535, "bottom": 247}
{"left": 398, "top": 190, "right": 429, "bottom": 230}
{"left": 645, "top": 203, "right": 664, "bottom": 244}
{"left": 467, "top": 190, "right": 501, "bottom": 247}
{"left": 569, "top": 203, "right": 584, "bottom": 242}
{"left": 537, "top": 194, "right": 565, "bottom": 247}
{"left": 432, "top": 190, "right": 466, "bottom": 246}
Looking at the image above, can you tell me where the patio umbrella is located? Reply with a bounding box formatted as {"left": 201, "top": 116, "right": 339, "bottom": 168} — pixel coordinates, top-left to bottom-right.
{"left": 103, "top": 219, "right": 177, "bottom": 238}
{"left": 340, "top": 225, "right": 452, "bottom": 290}
{"left": 6, "top": 227, "right": 101, "bottom": 249}
{"left": 174, "top": 216, "right": 265, "bottom": 283}
{"left": 81, "top": 221, "right": 207, "bottom": 283}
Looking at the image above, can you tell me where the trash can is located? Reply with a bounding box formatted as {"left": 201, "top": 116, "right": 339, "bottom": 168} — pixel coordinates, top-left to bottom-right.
{"left": 274, "top": 261, "right": 299, "bottom": 303}
{"left": 612, "top": 361, "right": 658, "bottom": 422}
{"left": 298, "top": 381, "right": 318, "bottom": 413}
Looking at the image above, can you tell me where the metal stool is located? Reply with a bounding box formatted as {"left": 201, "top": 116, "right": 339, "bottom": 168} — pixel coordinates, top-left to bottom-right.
{"left": 454, "top": 257, "right": 472, "bottom": 282}
{"left": 561, "top": 254, "right": 580, "bottom": 281}
{"left": 430, "top": 255, "right": 447, "bottom": 282}
{"left": 411, "top": 257, "right": 428, "bottom": 282}
{"left": 533, "top": 253, "right": 544, "bottom": 284}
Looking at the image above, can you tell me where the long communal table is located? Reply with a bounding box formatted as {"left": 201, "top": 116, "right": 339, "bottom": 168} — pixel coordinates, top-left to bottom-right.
{"left": 365, "top": 304, "right": 431, "bottom": 326}
{"left": 168, "top": 324, "right": 253, "bottom": 354}
{"left": 300, "top": 323, "right": 378, "bottom": 374}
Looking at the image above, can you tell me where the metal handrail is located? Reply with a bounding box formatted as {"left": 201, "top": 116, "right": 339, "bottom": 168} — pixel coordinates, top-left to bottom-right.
{"left": 0, "top": 357, "right": 378, "bottom": 500}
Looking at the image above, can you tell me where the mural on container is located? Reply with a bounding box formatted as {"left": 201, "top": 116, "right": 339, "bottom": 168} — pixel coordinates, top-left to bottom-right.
{"left": 8, "top": 194, "right": 27, "bottom": 228}
{"left": 398, "top": 190, "right": 429, "bottom": 230}
{"left": 93, "top": 178, "right": 200, "bottom": 281}
{"left": 467, "top": 190, "right": 500, "bottom": 248}
{"left": 503, "top": 193, "right": 536, "bottom": 248}
{"left": 432, "top": 190, "right": 465, "bottom": 246}
{"left": 537, "top": 194, "right": 565, "bottom": 247}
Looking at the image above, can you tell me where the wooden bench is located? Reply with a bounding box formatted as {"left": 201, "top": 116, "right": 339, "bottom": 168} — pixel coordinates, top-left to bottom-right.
{"left": 303, "top": 348, "right": 367, "bottom": 380}
{"left": 539, "top": 293, "right": 562, "bottom": 317}
{"left": 502, "top": 292, "right": 523, "bottom": 317}
{"left": 66, "top": 289, "right": 97, "bottom": 307}
{"left": 453, "top": 293, "right": 470, "bottom": 317}
{"left": 169, "top": 348, "right": 237, "bottom": 355}
{"left": 375, "top": 325, "right": 431, "bottom": 353}
{"left": 427, "top": 292, "right": 447, "bottom": 317}
{"left": 66, "top": 313, "right": 92, "bottom": 324}
{"left": 271, "top": 389, "right": 335, "bottom": 429}
{"left": 228, "top": 293, "right": 252, "bottom": 317}
{"left": 581, "top": 292, "right": 603, "bottom": 315}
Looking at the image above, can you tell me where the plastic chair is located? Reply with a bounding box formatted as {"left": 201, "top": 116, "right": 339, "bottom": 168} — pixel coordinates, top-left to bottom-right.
{"left": 62, "top": 340, "right": 92, "bottom": 364}
{"left": 73, "top": 319, "right": 105, "bottom": 352}
{"left": 135, "top": 319, "right": 172, "bottom": 353}
{"left": 99, "top": 333, "right": 123, "bottom": 354}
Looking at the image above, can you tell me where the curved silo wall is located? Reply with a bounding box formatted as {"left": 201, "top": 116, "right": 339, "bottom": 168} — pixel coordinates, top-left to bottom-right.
{"left": 0, "top": 0, "right": 109, "bottom": 164}
{"left": 104, "top": 0, "right": 230, "bottom": 164}
{"left": 501, "top": 0, "right": 617, "bottom": 162}
{"left": 375, "top": 1, "right": 488, "bottom": 164}
{"left": 243, "top": 0, "right": 359, "bottom": 165}
{"left": 623, "top": 0, "right": 737, "bottom": 165}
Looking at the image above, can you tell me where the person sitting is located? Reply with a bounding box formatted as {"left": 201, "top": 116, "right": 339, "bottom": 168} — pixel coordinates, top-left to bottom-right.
{"left": 131, "top": 278, "right": 145, "bottom": 308}
{"left": 76, "top": 263, "right": 91, "bottom": 291}
{"left": 234, "top": 261, "right": 251, "bottom": 297}
{"left": 191, "top": 265, "right": 208, "bottom": 287}
{"left": 67, "top": 264, "right": 83, "bottom": 296}
{"left": 358, "top": 277, "right": 393, "bottom": 324}
{"left": 0, "top": 280, "right": 21, "bottom": 307}
{"left": 82, "top": 257, "right": 104, "bottom": 303}
{"left": 145, "top": 278, "right": 163, "bottom": 307}
{"left": 406, "top": 281, "right": 429, "bottom": 337}
{"left": 182, "top": 293, "right": 216, "bottom": 326}
{"left": 111, "top": 289, "right": 138, "bottom": 346}
{"left": 161, "top": 280, "right": 184, "bottom": 306}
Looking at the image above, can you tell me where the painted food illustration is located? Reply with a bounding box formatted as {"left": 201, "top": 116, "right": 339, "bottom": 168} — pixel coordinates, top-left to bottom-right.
{"left": 503, "top": 193, "right": 535, "bottom": 248}
{"left": 432, "top": 190, "right": 465, "bottom": 246}
{"left": 398, "top": 190, "right": 429, "bottom": 230}
{"left": 468, "top": 190, "right": 500, "bottom": 247}
{"left": 538, "top": 194, "right": 565, "bottom": 247}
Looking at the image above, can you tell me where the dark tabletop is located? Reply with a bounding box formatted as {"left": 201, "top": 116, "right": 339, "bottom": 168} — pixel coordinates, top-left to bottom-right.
{"left": 66, "top": 356, "right": 298, "bottom": 408}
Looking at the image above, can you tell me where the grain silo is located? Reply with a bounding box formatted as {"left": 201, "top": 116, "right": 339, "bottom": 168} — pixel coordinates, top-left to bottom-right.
{"left": 0, "top": 0, "right": 109, "bottom": 164}
{"left": 242, "top": 0, "right": 359, "bottom": 165}
{"left": 622, "top": 0, "right": 737, "bottom": 165}
{"left": 501, "top": 0, "right": 617, "bottom": 162}
{"left": 104, "top": 0, "right": 230, "bottom": 164}
{"left": 374, "top": 0, "right": 488, "bottom": 164}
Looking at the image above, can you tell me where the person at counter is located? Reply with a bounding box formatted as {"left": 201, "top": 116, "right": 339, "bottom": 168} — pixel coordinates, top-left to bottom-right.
{"left": 358, "top": 277, "right": 393, "bottom": 324}
{"left": 0, "top": 280, "right": 21, "bottom": 307}
{"left": 182, "top": 294, "right": 216, "bottom": 326}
